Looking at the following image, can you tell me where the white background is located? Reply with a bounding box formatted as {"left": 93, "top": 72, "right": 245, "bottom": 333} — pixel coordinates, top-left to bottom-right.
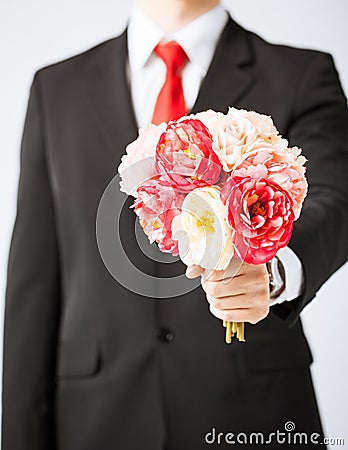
{"left": 0, "top": 0, "right": 347, "bottom": 447}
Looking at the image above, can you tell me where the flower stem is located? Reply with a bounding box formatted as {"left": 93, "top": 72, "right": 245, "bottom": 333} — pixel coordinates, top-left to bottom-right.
{"left": 226, "top": 321, "right": 232, "bottom": 343}
{"left": 224, "top": 321, "right": 245, "bottom": 343}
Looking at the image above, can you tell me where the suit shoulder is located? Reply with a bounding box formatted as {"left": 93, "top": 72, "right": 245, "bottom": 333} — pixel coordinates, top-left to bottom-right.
{"left": 34, "top": 32, "right": 126, "bottom": 85}
{"left": 247, "top": 29, "right": 333, "bottom": 66}
{"left": 257, "top": 33, "right": 332, "bottom": 61}
{"left": 239, "top": 28, "right": 337, "bottom": 88}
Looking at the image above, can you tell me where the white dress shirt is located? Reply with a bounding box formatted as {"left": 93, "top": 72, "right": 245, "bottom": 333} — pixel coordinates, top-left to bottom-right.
{"left": 128, "top": 4, "right": 229, "bottom": 128}
{"left": 127, "top": 3, "right": 304, "bottom": 305}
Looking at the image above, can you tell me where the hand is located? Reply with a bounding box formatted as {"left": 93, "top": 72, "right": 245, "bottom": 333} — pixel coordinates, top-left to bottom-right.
{"left": 186, "top": 260, "right": 270, "bottom": 324}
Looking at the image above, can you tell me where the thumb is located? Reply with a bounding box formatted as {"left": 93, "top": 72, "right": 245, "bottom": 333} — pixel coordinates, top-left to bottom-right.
{"left": 186, "top": 264, "right": 204, "bottom": 279}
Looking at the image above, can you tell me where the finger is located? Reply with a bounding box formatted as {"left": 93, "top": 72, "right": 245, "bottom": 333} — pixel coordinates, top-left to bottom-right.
{"left": 202, "top": 277, "right": 251, "bottom": 298}
{"left": 209, "top": 305, "right": 258, "bottom": 323}
{"left": 202, "top": 256, "right": 244, "bottom": 282}
{"left": 186, "top": 264, "right": 204, "bottom": 279}
{"left": 206, "top": 294, "right": 249, "bottom": 310}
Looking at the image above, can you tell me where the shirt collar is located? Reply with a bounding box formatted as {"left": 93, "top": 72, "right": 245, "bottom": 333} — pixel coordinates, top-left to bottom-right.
{"left": 127, "top": 3, "right": 229, "bottom": 75}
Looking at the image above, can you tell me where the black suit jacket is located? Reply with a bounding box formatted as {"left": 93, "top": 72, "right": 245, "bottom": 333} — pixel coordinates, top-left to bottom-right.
{"left": 2, "top": 18, "right": 348, "bottom": 450}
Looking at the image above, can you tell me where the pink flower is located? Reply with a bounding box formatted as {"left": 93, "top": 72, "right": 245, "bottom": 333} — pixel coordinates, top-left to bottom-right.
{"left": 221, "top": 176, "right": 295, "bottom": 264}
{"left": 238, "top": 109, "right": 286, "bottom": 148}
{"left": 155, "top": 119, "right": 222, "bottom": 192}
{"left": 203, "top": 109, "right": 258, "bottom": 172}
{"left": 132, "top": 177, "right": 185, "bottom": 255}
{"left": 197, "top": 108, "right": 288, "bottom": 172}
{"left": 234, "top": 146, "right": 307, "bottom": 219}
{"left": 118, "top": 122, "right": 167, "bottom": 196}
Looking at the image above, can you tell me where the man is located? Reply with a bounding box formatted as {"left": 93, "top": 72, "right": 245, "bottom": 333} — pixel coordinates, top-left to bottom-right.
{"left": 2, "top": 0, "right": 348, "bottom": 449}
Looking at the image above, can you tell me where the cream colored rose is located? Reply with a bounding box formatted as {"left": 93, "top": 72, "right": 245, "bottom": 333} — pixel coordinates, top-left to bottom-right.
{"left": 203, "top": 109, "right": 259, "bottom": 172}
{"left": 230, "top": 107, "right": 288, "bottom": 151}
{"left": 171, "top": 186, "right": 234, "bottom": 270}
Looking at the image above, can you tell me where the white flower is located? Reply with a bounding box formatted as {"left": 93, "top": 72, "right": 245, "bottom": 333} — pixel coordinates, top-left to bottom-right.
{"left": 171, "top": 186, "right": 234, "bottom": 270}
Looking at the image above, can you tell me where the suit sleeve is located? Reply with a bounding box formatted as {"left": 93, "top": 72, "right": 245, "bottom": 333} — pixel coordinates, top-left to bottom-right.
{"left": 272, "top": 52, "right": 348, "bottom": 326}
{"left": 2, "top": 73, "right": 60, "bottom": 449}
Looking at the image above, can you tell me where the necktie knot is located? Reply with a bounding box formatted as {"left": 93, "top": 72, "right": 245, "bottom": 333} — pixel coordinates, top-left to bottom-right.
{"left": 154, "top": 41, "right": 189, "bottom": 73}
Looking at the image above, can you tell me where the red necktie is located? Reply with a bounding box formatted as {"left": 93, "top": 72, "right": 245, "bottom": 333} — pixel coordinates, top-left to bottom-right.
{"left": 152, "top": 41, "right": 189, "bottom": 125}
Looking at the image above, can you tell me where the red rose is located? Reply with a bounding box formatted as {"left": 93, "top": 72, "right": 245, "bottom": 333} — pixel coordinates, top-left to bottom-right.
{"left": 221, "top": 176, "right": 295, "bottom": 264}
{"left": 155, "top": 119, "right": 222, "bottom": 192}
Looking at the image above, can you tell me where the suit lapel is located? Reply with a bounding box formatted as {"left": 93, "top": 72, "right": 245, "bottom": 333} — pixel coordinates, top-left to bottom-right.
{"left": 191, "top": 18, "right": 255, "bottom": 114}
{"left": 81, "top": 31, "right": 138, "bottom": 161}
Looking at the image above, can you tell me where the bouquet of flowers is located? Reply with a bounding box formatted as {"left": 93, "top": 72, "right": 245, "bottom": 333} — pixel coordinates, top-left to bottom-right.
{"left": 118, "top": 108, "right": 308, "bottom": 343}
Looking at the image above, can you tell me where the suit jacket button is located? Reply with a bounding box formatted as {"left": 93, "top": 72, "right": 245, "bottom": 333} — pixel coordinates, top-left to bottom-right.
{"left": 155, "top": 328, "right": 174, "bottom": 342}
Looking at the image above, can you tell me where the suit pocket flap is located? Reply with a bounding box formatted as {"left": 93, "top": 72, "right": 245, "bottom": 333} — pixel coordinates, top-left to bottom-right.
{"left": 245, "top": 336, "right": 313, "bottom": 372}
{"left": 56, "top": 339, "right": 99, "bottom": 378}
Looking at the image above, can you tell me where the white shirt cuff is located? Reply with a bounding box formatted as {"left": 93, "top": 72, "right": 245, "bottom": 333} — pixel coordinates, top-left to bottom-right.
{"left": 269, "top": 246, "right": 304, "bottom": 306}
